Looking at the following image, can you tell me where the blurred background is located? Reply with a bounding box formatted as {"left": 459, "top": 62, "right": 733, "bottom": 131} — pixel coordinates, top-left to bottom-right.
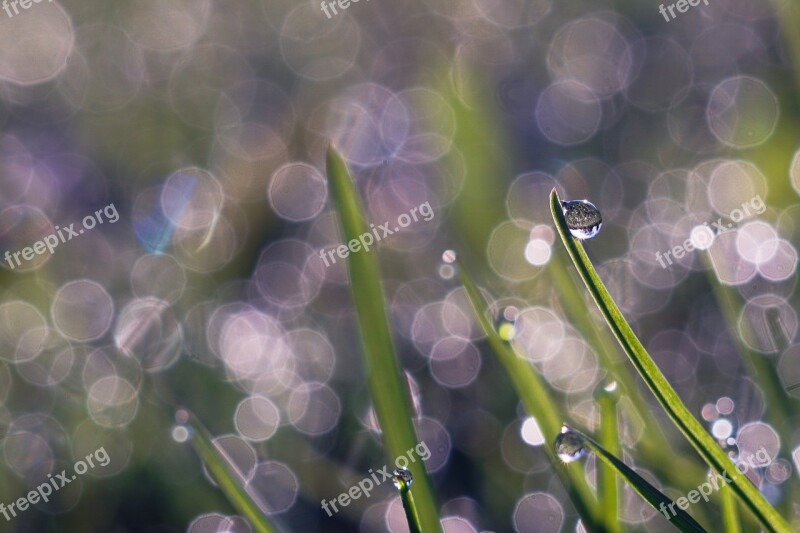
{"left": 0, "top": 0, "right": 799, "bottom": 531}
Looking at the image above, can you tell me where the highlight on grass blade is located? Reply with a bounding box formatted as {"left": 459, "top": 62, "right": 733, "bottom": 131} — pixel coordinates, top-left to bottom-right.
{"left": 549, "top": 188, "right": 792, "bottom": 533}
{"left": 558, "top": 425, "right": 707, "bottom": 533}
{"left": 325, "top": 145, "right": 442, "bottom": 532}
{"left": 180, "top": 409, "right": 278, "bottom": 533}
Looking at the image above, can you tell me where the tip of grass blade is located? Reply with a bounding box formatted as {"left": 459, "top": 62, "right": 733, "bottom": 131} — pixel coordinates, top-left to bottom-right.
{"left": 182, "top": 411, "right": 278, "bottom": 533}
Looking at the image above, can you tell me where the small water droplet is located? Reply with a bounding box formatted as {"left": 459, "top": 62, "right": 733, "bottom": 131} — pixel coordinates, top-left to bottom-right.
{"left": 594, "top": 378, "right": 620, "bottom": 402}
{"left": 172, "top": 425, "right": 191, "bottom": 443}
{"left": 442, "top": 249, "right": 457, "bottom": 264}
{"left": 496, "top": 307, "right": 518, "bottom": 341}
{"left": 561, "top": 200, "right": 602, "bottom": 240}
{"left": 392, "top": 467, "right": 413, "bottom": 490}
{"left": 554, "top": 425, "right": 586, "bottom": 463}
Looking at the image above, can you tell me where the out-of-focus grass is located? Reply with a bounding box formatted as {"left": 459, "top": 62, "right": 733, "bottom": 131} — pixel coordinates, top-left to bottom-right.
{"left": 185, "top": 412, "right": 278, "bottom": 533}
{"left": 458, "top": 261, "right": 603, "bottom": 530}
{"left": 550, "top": 189, "right": 792, "bottom": 533}
{"left": 325, "top": 146, "right": 442, "bottom": 532}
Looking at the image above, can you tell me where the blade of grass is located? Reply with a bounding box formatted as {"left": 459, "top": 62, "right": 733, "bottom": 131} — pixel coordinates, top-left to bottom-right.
{"left": 568, "top": 426, "right": 707, "bottom": 533}
{"left": 596, "top": 383, "right": 621, "bottom": 533}
{"left": 549, "top": 189, "right": 791, "bottom": 533}
{"left": 184, "top": 412, "right": 278, "bottom": 533}
{"left": 326, "top": 146, "right": 441, "bottom": 533}
{"left": 395, "top": 473, "right": 423, "bottom": 533}
{"left": 720, "top": 483, "right": 742, "bottom": 533}
{"left": 457, "top": 262, "right": 604, "bottom": 530}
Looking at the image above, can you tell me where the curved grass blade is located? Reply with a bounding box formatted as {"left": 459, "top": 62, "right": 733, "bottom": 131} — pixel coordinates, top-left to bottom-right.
{"left": 184, "top": 412, "right": 278, "bottom": 533}
{"left": 549, "top": 189, "right": 791, "bottom": 533}
{"left": 326, "top": 146, "right": 442, "bottom": 533}
{"left": 568, "top": 426, "right": 707, "bottom": 533}
{"left": 457, "top": 262, "right": 603, "bottom": 530}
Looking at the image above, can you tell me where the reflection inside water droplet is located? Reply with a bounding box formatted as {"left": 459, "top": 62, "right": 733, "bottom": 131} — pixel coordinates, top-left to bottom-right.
{"left": 561, "top": 200, "right": 602, "bottom": 240}
{"left": 554, "top": 425, "right": 586, "bottom": 463}
{"left": 392, "top": 467, "right": 413, "bottom": 490}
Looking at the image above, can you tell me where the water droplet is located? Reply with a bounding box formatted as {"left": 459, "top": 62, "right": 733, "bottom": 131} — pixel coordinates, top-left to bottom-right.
{"left": 594, "top": 378, "right": 620, "bottom": 402}
{"left": 554, "top": 425, "right": 586, "bottom": 463}
{"left": 392, "top": 467, "right": 413, "bottom": 490}
{"left": 561, "top": 200, "right": 602, "bottom": 240}
{"left": 442, "top": 249, "right": 457, "bottom": 264}
{"left": 172, "top": 425, "right": 191, "bottom": 443}
{"left": 496, "top": 307, "right": 518, "bottom": 341}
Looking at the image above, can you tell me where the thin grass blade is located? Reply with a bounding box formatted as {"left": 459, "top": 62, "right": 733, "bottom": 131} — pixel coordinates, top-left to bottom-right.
{"left": 326, "top": 146, "right": 441, "bottom": 532}
{"left": 185, "top": 412, "right": 278, "bottom": 533}
{"left": 549, "top": 189, "right": 791, "bottom": 533}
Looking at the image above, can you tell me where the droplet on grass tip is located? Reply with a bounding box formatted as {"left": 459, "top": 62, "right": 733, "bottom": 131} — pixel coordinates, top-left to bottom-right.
{"left": 561, "top": 200, "right": 602, "bottom": 240}
{"left": 554, "top": 425, "right": 586, "bottom": 463}
{"left": 496, "top": 307, "right": 518, "bottom": 341}
{"left": 594, "top": 378, "right": 620, "bottom": 402}
{"left": 442, "top": 249, "right": 457, "bottom": 264}
{"left": 392, "top": 467, "right": 413, "bottom": 490}
{"left": 172, "top": 425, "right": 191, "bottom": 443}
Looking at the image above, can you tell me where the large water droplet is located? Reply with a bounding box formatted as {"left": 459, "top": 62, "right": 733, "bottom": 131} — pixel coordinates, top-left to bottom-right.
{"left": 392, "top": 467, "right": 413, "bottom": 490}
{"left": 554, "top": 425, "right": 586, "bottom": 463}
{"left": 561, "top": 200, "right": 602, "bottom": 240}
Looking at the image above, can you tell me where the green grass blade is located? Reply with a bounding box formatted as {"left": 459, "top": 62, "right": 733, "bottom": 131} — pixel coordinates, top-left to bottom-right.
{"left": 185, "top": 412, "right": 278, "bottom": 533}
{"left": 549, "top": 189, "right": 791, "bottom": 533}
{"left": 394, "top": 472, "right": 423, "bottom": 533}
{"left": 596, "top": 383, "right": 621, "bottom": 533}
{"left": 569, "top": 426, "right": 707, "bottom": 532}
{"left": 457, "top": 262, "right": 603, "bottom": 530}
{"left": 326, "top": 146, "right": 442, "bottom": 533}
{"left": 720, "top": 483, "right": 742, "bottom": 533}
